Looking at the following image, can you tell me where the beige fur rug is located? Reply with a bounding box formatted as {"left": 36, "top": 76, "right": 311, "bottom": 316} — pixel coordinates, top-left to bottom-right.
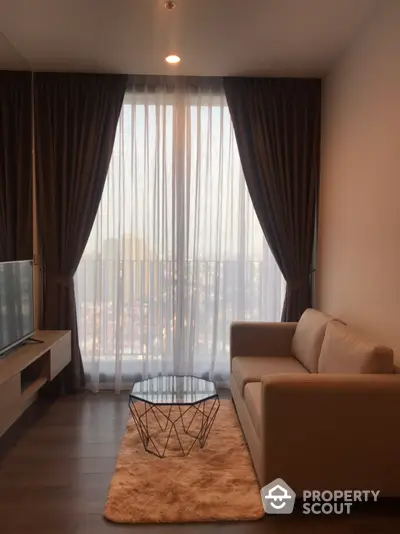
{"left": 104, "top": 399, "right": 264, "bottom": 523}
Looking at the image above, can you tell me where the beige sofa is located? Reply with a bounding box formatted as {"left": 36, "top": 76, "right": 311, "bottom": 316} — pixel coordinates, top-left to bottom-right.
{"left": 230, "top": 308, "right": 400, "bottom": 495}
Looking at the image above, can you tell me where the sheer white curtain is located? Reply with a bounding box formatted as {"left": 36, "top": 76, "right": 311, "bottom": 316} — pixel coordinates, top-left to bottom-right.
{"left": 75, "top": 79, "right": 285, "bottom": 392}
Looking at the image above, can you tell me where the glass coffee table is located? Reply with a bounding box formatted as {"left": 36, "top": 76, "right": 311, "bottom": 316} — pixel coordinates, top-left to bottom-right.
{"left": 128, "top": 375, "right": 220, "bottom": 458}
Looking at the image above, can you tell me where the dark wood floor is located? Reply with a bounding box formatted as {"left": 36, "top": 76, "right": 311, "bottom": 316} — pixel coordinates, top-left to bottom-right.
{"left": 0, "top": 392, "right": 399, "bottom": 533}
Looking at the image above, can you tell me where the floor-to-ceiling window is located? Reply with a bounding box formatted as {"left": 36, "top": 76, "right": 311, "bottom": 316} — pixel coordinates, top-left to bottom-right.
{"left": 75, "top": 82, "right": 285, "bottom": 391}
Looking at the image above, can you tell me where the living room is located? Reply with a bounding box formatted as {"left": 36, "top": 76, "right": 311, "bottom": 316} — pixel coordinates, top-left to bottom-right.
{"left": 0, "top": 0, "right": 399, "bottom": 532}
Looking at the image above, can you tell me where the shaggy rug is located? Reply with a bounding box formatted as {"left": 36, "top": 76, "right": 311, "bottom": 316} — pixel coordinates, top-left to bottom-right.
{"left": 104, "top": 399, "right": 264, "bottom": 523}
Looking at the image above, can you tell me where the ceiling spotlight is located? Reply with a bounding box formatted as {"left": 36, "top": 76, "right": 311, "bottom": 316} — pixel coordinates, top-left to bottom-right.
{"left": 164, "top": 1, "right": 176, "bottom": 9}
{"left": 165, "top": 55, "right": 181, "bottom": 64}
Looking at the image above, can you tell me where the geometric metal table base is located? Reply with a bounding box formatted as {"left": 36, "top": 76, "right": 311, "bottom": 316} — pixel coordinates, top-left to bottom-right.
{"left": 128, "top": 396, "right": 220, "bottom": 458}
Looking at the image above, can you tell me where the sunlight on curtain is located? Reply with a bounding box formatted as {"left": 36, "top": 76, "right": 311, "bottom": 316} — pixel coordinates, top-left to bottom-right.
{"left": 75, "top": 84, "right": 286, "bottom": 392}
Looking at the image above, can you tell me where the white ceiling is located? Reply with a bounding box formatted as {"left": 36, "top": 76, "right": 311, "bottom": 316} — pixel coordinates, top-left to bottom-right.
{"left": 0, "top": 0, "right": 380, "bottom": 76}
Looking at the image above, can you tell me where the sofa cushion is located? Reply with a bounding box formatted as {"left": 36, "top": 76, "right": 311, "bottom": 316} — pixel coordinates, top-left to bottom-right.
{"left": 244, "top": 382, "right": 262, "bottom": 438}
{"left": 231, "top": 356, "right": 309, "bottom": 395}
{"left": 318, "top": 321, "right": 394, "bottom": 374}
{"left": 291, "top": 308, "right": 332, "bottom": 372}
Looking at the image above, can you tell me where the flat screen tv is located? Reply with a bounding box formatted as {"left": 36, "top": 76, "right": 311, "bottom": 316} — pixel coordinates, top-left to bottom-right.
{"left": 0, "top": 260, "right": 34, "bottom": 357}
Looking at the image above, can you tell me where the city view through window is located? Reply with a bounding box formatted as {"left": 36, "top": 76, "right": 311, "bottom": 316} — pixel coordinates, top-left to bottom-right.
{"left": 75, "top": 93, "right": 285, "bottom": 391}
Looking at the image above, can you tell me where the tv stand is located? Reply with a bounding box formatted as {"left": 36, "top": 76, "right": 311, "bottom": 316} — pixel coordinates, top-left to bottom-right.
{"left": 0, "top": 331, "right": 71, "bottom": 438}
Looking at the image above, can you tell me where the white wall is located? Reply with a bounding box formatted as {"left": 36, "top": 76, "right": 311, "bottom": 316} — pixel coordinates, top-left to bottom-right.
{"left": 317, "top": 0, "right": 400, "bottom": 364}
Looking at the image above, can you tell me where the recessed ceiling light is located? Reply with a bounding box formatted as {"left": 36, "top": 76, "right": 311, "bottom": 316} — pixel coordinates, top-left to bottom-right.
{"left": 165, "top": 55, "right": 181, "bottom": 64}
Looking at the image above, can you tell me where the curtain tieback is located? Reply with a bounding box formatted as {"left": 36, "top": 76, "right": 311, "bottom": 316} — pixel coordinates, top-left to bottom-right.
{"left": 288, "top": 276, "right": 309, "bottom": 291}
{"left": 48, "top": 272, "right": 72, "bottom": 288}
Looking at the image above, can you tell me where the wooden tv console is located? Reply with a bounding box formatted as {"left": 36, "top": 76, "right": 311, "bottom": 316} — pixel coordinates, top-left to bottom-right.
{"left": 0, "top": 330, "right": 71, "bottom": 438}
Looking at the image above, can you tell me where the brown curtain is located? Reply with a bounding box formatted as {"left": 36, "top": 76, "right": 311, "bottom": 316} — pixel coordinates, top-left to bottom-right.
{"left": 0, "top": 71, "right": 33, "bottom": 261}
{"left": 223, "top": 77, "right": 321, "bottom": 322}
{"left": 34, "top": 72, "right": 127, "bottom": 392}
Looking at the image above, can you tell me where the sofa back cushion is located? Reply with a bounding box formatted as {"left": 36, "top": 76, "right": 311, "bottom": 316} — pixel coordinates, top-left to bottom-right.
{"left": 291, "top": 308, "right": 332, "bottom": 372}
{"left": 318, "top": 321, "right": 394, "bottom": 374}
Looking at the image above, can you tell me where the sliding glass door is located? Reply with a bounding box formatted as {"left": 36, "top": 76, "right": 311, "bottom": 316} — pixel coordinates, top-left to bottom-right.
{"left": 75, "top": 88, "right": 285, "bottom": 391}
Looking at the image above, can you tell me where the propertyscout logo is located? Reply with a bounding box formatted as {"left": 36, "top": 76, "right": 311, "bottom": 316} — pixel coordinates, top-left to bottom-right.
{"left": 260, "top": 478, "right": 380, "bottom": 515}
{"left": 261, "top": 478, "right": 296, "bottom": 514}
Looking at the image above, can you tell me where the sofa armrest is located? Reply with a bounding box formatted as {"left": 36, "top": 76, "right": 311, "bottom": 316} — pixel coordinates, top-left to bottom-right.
{"left": 230, "top": 321, "right": 297, "bottom": 359}
{"left": 259, "top": 373, "right": 400, "bottom": 493}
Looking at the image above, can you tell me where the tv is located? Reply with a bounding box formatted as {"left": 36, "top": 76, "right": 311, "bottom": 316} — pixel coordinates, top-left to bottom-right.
{"left": 0, "top": 260, "right": 34, "bottom": 357}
